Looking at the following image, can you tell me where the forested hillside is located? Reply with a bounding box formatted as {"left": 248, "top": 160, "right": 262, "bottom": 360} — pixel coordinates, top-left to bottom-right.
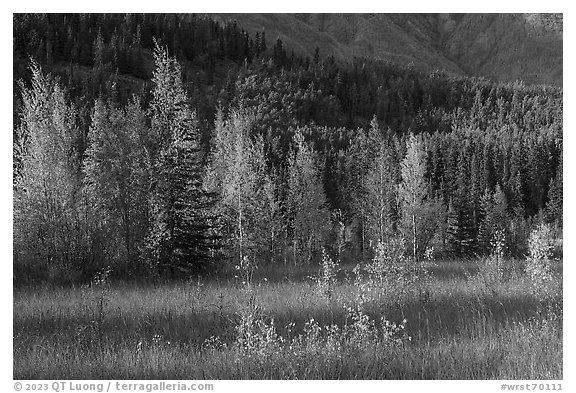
{"left": 213, "top": 13, "right": 563, "bottom": 86}
{"left": 13, "top": 14, "right": 562, "bottom": 284}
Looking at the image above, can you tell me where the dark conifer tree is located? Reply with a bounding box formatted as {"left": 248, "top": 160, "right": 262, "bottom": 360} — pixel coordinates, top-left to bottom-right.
{"left": 446, "top": 193, "right": 475, "bottom": 257}
{"left": 147, "top": 42, "right": 221, "bottom": 275}
{"left": 445, "top": 154, "right": 476, "bottom": 257}
{"left": 476, "top": 188, "right": 494, "bottom": 254}
{"left": 545, "top": 161, "right": 562, "bottom": 228}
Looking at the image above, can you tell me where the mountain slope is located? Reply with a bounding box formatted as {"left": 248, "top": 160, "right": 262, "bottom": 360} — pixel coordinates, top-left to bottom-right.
{"left": 441, "top": 13, "right": 562, "bottom": 86}
{"left": 214, "top": 13, "right": 562, "bottom": 86}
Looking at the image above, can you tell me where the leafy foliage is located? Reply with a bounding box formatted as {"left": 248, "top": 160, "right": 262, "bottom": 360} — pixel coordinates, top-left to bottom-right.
{"left": 83, "top": 96, "right": 150, "bottom": 275}
{"left": 204, "top": 108, "right": 282, "bottom": 263}
{"left": 14, "top": 61, "right": 93, "bottom": 282}
{"left": 286, "top": 130, "right": 331, "bottom": 264}
{"left": 13, "top": 13, "right": 562, "bottom": 283}
{"left": 316, "top": 249, "right": 340, "bottom": 300}
{"left": 525, "top": 224, "right": 556, "bottom": 299}
{"left": 399, "top": 134, "right": 442, "bottom": 260}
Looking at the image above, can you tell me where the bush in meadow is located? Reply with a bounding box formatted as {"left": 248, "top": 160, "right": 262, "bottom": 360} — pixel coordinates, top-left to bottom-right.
{"left": 472, "top": 229, "right": 506, "bottom": 297}
{"left": 316, "top": 248, "right": 340, "bottom": 300}
{"left": 525, "top": 223, "right": 556, "bottom": 299}
{"left": 202, "top": 247, "right": 412, "bottom": 368}
{"left": 354, "top": 237, "right": 429, "bottom": 303}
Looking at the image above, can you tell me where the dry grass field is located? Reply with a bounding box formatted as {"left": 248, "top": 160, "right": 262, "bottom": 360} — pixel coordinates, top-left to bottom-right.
{"left": 13, "top": 259, "right": 562, "bottom": 379}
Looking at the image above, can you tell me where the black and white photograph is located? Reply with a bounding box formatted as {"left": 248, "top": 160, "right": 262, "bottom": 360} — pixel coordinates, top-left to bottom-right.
{"left": 11, "top": 9, "right": 565, "bottom": 383}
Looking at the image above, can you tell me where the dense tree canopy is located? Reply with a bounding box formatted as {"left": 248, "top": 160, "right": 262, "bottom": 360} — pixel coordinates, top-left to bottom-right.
{"left": 13, "top": 13, "right": 562, "bottom": 284}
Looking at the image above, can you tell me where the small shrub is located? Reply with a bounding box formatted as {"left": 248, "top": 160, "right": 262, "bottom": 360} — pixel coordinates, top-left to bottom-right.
{"left": 471, "top": 229, "right": 506, "bottom": 297}
{"left": 135, "top": 334, "right": 173, "bottom": 359}
{"left": 316, "top": 248, "right": 340, "bottom": 300}
{"left": 342, "top": 304, "right": 409, "bottom": 349}
{"left": 235, "top": 314, "right": 282, "bottom": 357}
{"left": 202, "top": 250, "right": 412, "bottom": 367}
{"left": 525, "top": 224, "right": 556, "bottom": 299}
{"left": 234, "top": 256, "right": 257, "bottom": 289}
{"left": 366, "top": 238, "right": 408, "bottom": 284}
{"left": 232, "top": 255, "right": 271, "bottom": 355}
{"left": 225, "top": 307, "right": 410, "bottom": 365}
{"left": 355, "top": 237, "right": 428, "bottom": 303}
{"left": 424, "top": 246, "right": 435, "bottom": 261}
{"left": 77, "top": 266, "right": 111, "bottom": 355}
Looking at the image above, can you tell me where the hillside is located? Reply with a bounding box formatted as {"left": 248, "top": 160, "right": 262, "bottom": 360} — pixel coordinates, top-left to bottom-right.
{"left": 214, "top": 13, "right": 563, "bottom": 86}
{"left": 441, "top": 14, "right": 563, "bottom": 86}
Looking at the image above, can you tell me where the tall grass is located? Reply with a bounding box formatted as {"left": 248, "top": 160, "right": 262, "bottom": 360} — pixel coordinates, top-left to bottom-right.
{"left": 14, "top": 259, "right": 562, "bottom": 379}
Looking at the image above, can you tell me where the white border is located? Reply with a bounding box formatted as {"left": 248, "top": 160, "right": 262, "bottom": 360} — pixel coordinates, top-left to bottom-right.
{"left": 2, "top": 3, "right": 572, "bottom": 392}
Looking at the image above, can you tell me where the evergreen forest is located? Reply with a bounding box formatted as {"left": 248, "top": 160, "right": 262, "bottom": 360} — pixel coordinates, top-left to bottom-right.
{"left": 13, "top": 13, "right": 562, "bottom": 283}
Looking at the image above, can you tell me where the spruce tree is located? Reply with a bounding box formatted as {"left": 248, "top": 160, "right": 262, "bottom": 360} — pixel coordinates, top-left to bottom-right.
{"left": 446, "top": 193, "right": 475, "bottom": 257}
{"left": 477, "top": 188, "right": 494, "bottom": 253}
{"left": 147, "top": 42, "right": 220, "bottom": 275}
{"left": 545, "top": 163, "right": 562, "bottom": 228}
{"left": 445, "top": 165, "right": 476, "bottom": 257}
{"left": 492, "top": 184, "right": 509, "bottom": 227}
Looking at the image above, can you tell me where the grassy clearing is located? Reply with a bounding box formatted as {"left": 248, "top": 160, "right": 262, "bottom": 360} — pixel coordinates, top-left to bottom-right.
{"left": 13, "top": 259, "right": 562, "bottom": 379}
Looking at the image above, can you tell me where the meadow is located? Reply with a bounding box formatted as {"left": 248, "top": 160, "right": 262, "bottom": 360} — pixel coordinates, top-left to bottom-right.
{"left": 13, "top": 258, "right": 562, "bottom": 380}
